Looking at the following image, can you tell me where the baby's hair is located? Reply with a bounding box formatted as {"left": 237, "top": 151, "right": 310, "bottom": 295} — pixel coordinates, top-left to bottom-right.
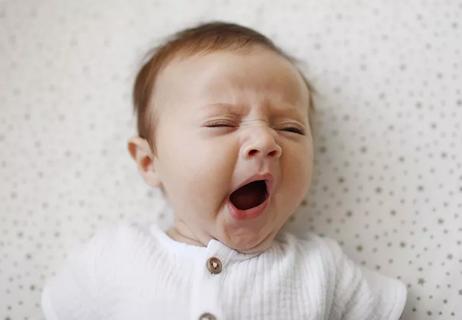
{"left": 132, "top": 21, "right": 315, "bottom": 153}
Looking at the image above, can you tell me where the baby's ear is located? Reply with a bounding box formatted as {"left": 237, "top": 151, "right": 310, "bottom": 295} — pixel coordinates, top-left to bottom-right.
{"left": 127, "top": 136, "right": 162, "bottom": 188}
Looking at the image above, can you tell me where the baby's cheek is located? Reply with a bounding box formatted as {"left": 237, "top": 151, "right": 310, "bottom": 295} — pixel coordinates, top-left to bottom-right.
{"left": 285, "top": 154, "right": 311, "bottom": 196}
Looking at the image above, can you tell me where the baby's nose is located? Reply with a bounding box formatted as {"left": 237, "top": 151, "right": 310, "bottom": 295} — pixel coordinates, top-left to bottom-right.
{"left": 241, "top": 120, "right": 282, "bottom": 160}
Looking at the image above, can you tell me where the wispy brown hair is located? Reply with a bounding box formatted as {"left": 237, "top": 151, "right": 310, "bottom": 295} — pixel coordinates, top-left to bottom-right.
{"left": 133, "top": 21, "right": 315, "bottom": 153}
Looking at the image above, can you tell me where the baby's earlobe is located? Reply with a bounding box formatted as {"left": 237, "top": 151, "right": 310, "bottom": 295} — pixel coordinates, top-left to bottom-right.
{"left": 140, "top": 155, "right": 151, "bottom": 168}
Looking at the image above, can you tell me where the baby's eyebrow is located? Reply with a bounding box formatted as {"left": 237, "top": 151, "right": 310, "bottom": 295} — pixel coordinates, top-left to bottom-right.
{"left": 201, "top": 102, "right": 306, "bottom": 122}
{"left": 201, "top": 102, "right": 241, "bottom": 110}
{"left": 199, "top": 103, "right": 246, "bottom": 117}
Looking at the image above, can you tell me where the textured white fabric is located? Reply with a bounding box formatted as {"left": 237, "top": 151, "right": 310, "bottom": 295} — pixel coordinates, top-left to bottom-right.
{"left": 41, "top": 223, "right": 407, "bottom": 320}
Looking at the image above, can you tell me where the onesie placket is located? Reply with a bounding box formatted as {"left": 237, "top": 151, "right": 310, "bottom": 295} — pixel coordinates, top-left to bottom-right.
{"left": 189, "top": 239, "right": 236, "bottom": 320}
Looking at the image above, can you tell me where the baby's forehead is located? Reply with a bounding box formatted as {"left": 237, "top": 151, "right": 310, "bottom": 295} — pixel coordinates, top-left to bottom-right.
{"left": 157, "top": 47, "right": 309, "bottom": 104}
{"left": 167, "top": 46, "right": 296, "bottom": 73}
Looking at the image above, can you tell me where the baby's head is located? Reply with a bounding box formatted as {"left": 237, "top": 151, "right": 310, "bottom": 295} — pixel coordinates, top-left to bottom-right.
{"left": 128, "top": 21, "right": 315, "bottom": 253}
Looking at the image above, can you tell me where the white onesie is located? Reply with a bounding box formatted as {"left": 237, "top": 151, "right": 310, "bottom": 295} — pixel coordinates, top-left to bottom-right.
{"left": 42, "top": 222, "right": 407, "bottom": 320}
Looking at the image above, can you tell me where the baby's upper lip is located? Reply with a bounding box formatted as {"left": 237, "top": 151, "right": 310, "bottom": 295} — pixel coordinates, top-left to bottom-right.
{"left": 230, "top": 173, "right": 274, "bottom": 196}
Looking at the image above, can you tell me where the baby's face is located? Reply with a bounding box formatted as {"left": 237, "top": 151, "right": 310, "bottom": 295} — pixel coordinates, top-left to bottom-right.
{"left": 148, "top": 46, "right": 313, "bottom": 253}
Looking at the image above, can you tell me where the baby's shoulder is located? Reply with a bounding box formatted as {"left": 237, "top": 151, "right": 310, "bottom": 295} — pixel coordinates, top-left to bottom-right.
{"left": 64, "top": 222, "right": 158, "bottom": 267}
{"left": 42, "top": 223, "right": 164, "bottom": 319}
{"left": 279, "top": 231, "right": 407, "bottom": 319}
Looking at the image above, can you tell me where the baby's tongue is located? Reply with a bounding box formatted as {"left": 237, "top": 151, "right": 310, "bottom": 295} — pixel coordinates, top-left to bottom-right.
{"left": 229, "top": 181, "right": 267, "bottom": 210}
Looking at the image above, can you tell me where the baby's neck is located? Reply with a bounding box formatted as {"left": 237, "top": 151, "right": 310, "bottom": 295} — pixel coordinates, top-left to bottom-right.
{"left": 166, "top": 227, "right": 206, "bottom": 247}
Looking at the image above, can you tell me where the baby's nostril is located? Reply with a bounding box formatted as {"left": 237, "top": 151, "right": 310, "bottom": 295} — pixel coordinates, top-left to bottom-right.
{"left": 246, "top": 147, "right": 280, "bottom": 158}
{"left": 248, "top": 149, "right": 258, "bottom": 156}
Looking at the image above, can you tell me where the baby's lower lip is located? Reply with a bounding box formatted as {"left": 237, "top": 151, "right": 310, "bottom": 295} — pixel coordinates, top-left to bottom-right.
{"left": 227, "top": 195, "right": 269, "bottom": 220}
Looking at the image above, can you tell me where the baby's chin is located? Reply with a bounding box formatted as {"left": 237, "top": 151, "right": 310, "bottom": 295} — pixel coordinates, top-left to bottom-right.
{"left": 220, "top": 229, "right": 277, "bottom": 254}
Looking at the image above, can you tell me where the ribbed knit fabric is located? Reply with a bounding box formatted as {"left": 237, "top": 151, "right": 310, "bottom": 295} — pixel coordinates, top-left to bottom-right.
{"left": 41, "top": 223, "right": 407, "bottom": 320}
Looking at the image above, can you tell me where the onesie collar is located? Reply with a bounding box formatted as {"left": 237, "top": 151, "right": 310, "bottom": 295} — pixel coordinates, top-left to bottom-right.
{"left": 150, "top": 223, "right": 262, "bottom": 263}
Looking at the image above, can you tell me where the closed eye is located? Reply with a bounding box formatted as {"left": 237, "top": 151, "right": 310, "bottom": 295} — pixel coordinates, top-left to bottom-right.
{"left": 204, "top": 121, "right": 236, "bottom": 128}
{"left": 204, "top": 121, "right": 305, "bottom": 135}
{"left": 282, "top": 127, "right": 305, "bottom": 135}
{"left": 205, "top": 119, "right": 236, "bottom": 128}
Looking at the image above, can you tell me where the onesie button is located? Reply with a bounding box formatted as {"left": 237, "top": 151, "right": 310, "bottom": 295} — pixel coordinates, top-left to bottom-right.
{"left": 199, "top": 312, "right": 216, "bottom": 320}
{"left": 206, "top": 256, "right": 222, "bottom": 274}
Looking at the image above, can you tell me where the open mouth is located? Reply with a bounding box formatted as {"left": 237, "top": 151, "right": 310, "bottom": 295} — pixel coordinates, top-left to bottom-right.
{"left": 229, "top": 180, "right": 269, "bottom": 210}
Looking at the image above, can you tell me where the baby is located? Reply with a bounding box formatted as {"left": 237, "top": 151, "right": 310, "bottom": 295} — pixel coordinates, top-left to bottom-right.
{"left": 41, "top": 21, "right": 407, "bottom": 319}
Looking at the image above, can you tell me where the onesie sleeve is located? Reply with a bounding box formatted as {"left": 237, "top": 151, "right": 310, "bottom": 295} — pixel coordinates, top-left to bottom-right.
{"left": 323, "top": 237, "right": 407, "bottom": 320}
{"left": 41, "top": 224, "right": 124, "bottom": 320}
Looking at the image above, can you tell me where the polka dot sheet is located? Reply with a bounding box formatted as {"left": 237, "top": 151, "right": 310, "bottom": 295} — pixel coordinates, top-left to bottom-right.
{"left": 0, "top": 1, "right": 461, "bottom": 319}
